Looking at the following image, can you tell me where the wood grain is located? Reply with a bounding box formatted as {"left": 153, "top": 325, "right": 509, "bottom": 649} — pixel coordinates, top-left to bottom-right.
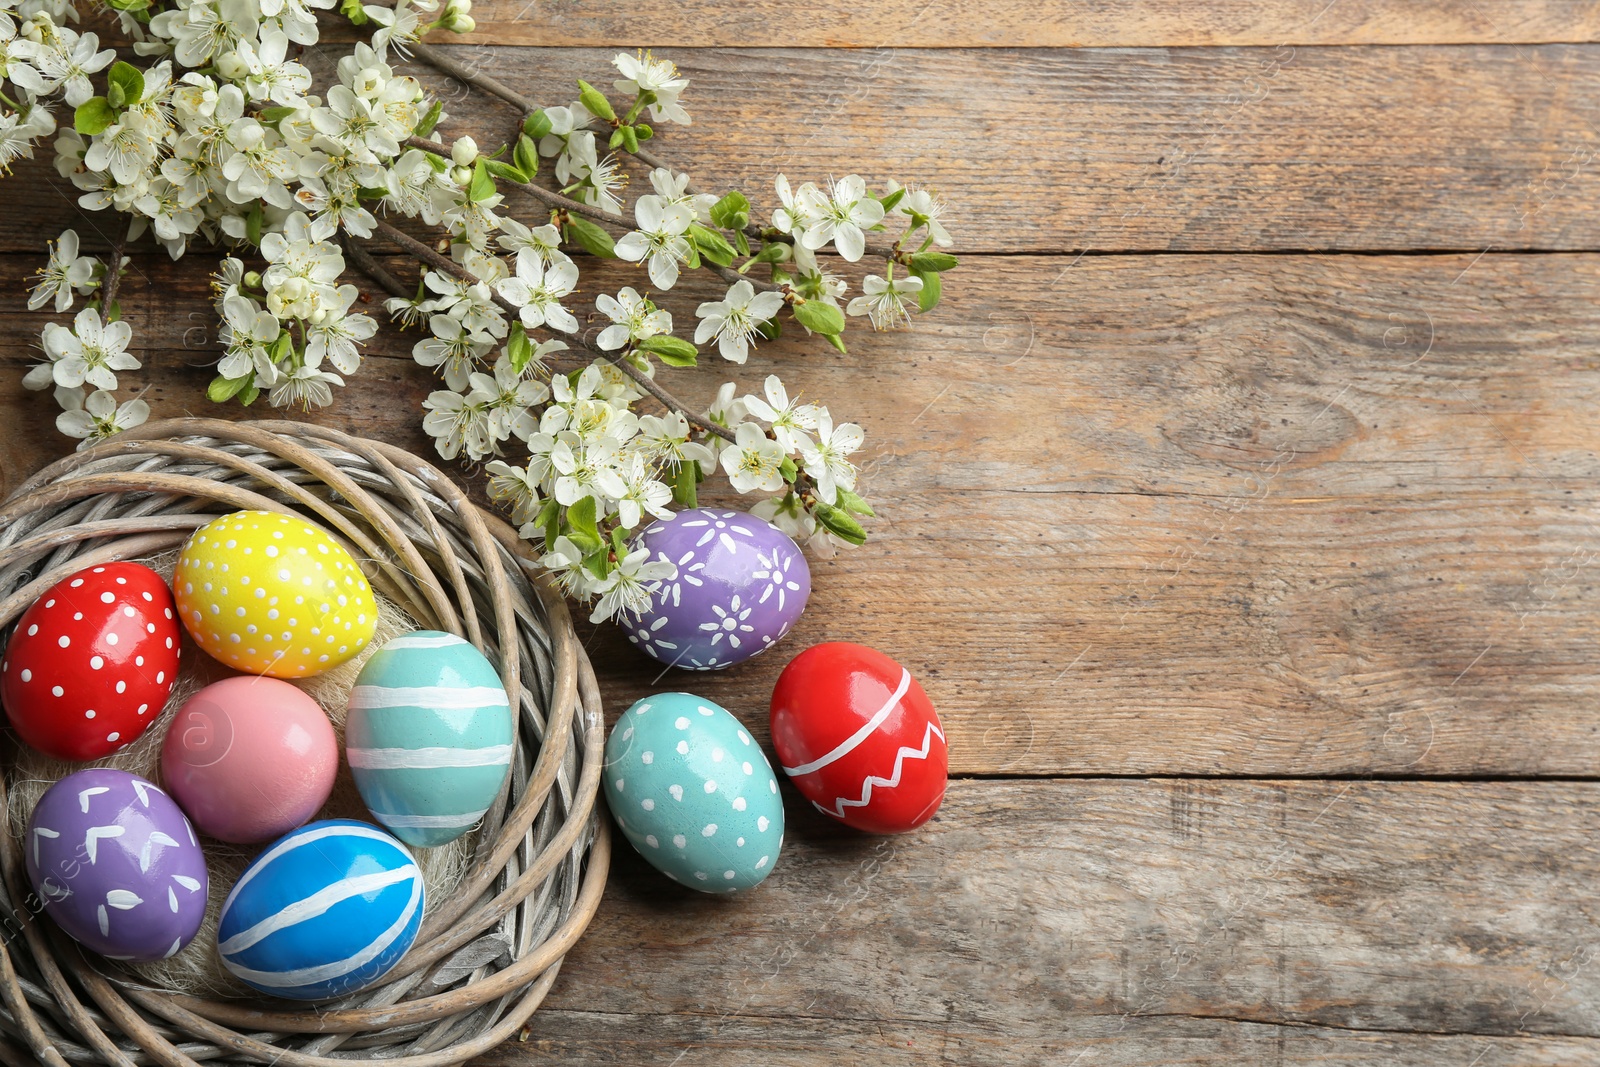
{"left": 486, "top": 778, "right": 1600, "bottom": 1065}
{"left": 19, "top": 43, "right": 1600, "bottom": 257}
{"left": 454, "top": 0, "right": 1600, "bottom": 48}
{"left": 2, "top": 249, "right": 1597, "bottom": 777}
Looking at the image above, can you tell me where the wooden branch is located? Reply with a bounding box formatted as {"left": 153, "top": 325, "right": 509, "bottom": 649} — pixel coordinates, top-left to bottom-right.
{"left": 408, "top": 40, "right": 533, "bottom": 112}
{"left": 404, "top": 134, "right": 626, "bottom": 231}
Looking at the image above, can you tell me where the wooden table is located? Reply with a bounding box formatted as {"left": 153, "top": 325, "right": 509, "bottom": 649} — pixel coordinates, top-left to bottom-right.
{"left": 4, "top": 2, "right": 1600, "bottom": 1063}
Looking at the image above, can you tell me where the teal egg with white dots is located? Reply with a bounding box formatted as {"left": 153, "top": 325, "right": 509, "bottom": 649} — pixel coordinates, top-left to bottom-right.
{"left": 346, "top": 631, "right": 514, "bottom": 848}
{"left": 604, "top": 693, "right": 784, "bottom": 893}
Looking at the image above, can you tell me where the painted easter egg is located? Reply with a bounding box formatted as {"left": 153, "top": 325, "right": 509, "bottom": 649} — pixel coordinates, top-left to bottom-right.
{"left": 346, "top": 631, "right": 514, "bottom": 847}
{"left": 770, "top": 642, "right": 948, "bottom": 834}
{"left": 173, "top": 511, "right": 376, "bottom": 678}
{"left": 217, "top": 819, "right": 423, "bottom": 1001}
{"left": 623, "top": 508, "right": 810, "bottom": 671}
{"left": 160, "top": 676, "right": 338, "bottom": 843}
{"left": 603, "top": 692, "right": 784, "bottom": 892}
{"left": 26, "top": 769, "right": 207, "bottom": 961}
{"left": 1, "top": 562, "right": 182, "bottom": 761}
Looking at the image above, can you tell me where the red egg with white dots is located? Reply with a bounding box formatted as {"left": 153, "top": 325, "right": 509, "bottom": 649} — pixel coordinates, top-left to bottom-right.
{"left": 0, "top": 562, "right": 182, "bottom": 761}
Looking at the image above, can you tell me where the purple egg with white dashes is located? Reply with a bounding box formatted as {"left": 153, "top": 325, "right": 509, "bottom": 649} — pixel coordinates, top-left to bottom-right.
{"left": 625, "top": 508, "right": 811, "bottom": 671}
{"left": 25, "top": 768, "right": 208, "bottom": 962}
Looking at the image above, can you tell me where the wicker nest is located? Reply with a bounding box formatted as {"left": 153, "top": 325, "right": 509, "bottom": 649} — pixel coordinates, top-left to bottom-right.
{"left": 0, "top": 418, "right": 611, "bottom": 1066}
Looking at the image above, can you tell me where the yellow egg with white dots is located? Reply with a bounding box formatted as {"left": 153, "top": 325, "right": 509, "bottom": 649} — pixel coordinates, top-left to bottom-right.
{"left": 173, "top": 511, "right": 376, "bottom": 678}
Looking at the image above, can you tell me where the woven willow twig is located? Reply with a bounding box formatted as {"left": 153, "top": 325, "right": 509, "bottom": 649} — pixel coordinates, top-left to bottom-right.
{"left": 0, "top": 418, "right": 610, "bottom": 1066}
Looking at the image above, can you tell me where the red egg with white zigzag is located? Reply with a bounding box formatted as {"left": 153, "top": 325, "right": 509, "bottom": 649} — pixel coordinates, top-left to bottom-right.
{"left": 769, "top": 642, "right": 947, "bottom": 834}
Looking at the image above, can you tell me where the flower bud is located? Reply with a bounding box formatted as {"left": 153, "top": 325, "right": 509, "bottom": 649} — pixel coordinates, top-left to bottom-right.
{"left": 450, "top": 164, "right": 471, "bottom": 186}
{"left": 353, "top": 67, "right": 384, "bottom": 98}
{"left": 310, "top": 307, "right": 328, "bottom": 325}
{"left": 243, "top": 271, "right": 262, "bottom": 288}
{"left": 216, "top": 51, "right": 248, "bottom": 80}
{"left": 450, "top": 136, "right": 478, "bottom": 166}
{"left": 450, "top": 14, "right": 475, "bottom": 31}
{"left": 450, "top": 0, "right": 472, "bottom": 13}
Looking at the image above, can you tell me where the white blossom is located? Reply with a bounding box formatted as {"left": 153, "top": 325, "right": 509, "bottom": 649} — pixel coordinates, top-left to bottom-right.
{"left": 588, "top": 546, "right": 677, "bottom": 623}
{"left": 720, "top": 421, "right": 785, "bottom": 494}
{"left": 29, "top": 228, "right": 96, "bottom": 312}
{"left": 693, "top": 279, "right": 785, "bottom": 364}
{"left": 798, "top": 174, "right": 884, "bottom": 262}
{"left": 614, "top": 193, "right": 692, "bottom": 290}
{"left": 56, "top": 388, "right": 148, "bottom": 449}
{"left": 846, "top": 272, "right": 923, "bottom": 331}
{"left": 743, "top": 374, "right": 819, "bottom": 451}
{"left": 796, "top": 408, "right": 863, "bottom": 504}
{"left": 595, "top": 286, "right": 670, "bottom": 351}
{"left": 496, "top": 249, "right": 579, "bottom": 333}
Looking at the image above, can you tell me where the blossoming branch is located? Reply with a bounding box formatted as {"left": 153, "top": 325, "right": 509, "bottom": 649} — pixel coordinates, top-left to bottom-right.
{"left": 4, "top": 0, "right": 960, "bottom": 621}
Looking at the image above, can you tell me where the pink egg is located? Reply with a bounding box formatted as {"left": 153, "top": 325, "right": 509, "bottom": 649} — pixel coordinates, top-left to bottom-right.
{"left": 160, "top": 676, "right": 337, "bottom": 844}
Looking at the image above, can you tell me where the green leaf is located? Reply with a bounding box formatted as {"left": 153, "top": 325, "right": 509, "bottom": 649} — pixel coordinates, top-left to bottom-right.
{"left": 415, "top": 99, "right": 444, "bottom": 138}
{"left": 245, "top": 200, "right": 263, "bottom": 246}
{"left": 669, "top": 460, "right": 699, "bottom": 508}
{"left": 565, "top": 495, "right": 601, "bottom": 553}
{"left": 207, "top": 374, "right": 250, "bottom": 403}
{"left": 734, "top": 229, "right": 750, "bottom": 256}
{"left": 619, "top": 124, "right": 639, "bottom": 153}
{"left": 468, "top": 159, "right": 497, "bottom": 201}
{"left": 689, "top": 224, "right": 736, "bottom": 267}
{"left": 756, "top": 317, "right": 781, "bottom": 342}
{"left": 913, "top": 269, "right": 941, "bottom": 312}
{"left": 522, "top": 109, "right": 553, "bottom": 139}
{"left": 710, "top": 190, "right": 750, "bottom": 231}
{"left": 73, "top": 97, "right": 115, "bottom": 135}
{"left": 637, "top": 334, "right": 698, "bottom": 366}
{"left": 835, "top": 487, "right": 876, "bottom": 517}
{"left": 355, "top": 185, "right": 390, "bottom": 200}
{"left": 565, "top": 216, "right": 615, "bottom": 258}
{"left": 779, "top": 456, "right": 798, "bottom": 482}
{"left": 576, "top": 79, "right": 616, "bottom": 121}
{"left": 607, "top": 127, "right": 624, "bottom": 150}
{"left": 482, "top": 158, "right": 528, "bottom": 184}
{"left": 238, "top": 381, "right": 260, "bottom": 406}
{"left": 513, "top": 134, "right": 539, "bottom": 178}
{"left": 256, "top": 105, "right": 295, "bottom": 128}
{"left": 535, "top": 498, "right": 560, "bottom": 544}
{"left": 792, "top": 299, "right": 845, "bottom": 336}
{"left": 107, "top": 61, "right": 144, "bottom": 107}
{"left": 814, "top": 501, "right": 869, "bottom": 545}
{"left": 743, "top": 241, "right": 790, "bottom": 271}
{"left": 339, "top": 0, "right": 369, "bottom": 24}
{"left": 269, "top": 329, "right": 293, "bottom": 363}
{"left": 877, "top": 187, "right": 907, "bottom": 213}
{"left": 505, "top": 323, "right": 533, "bottom": 372}
{"left": 823, "top": 332, "right": 848, "bottom": 355}
{"left": 909, "top": 250, "right": 959, "bottom": 273}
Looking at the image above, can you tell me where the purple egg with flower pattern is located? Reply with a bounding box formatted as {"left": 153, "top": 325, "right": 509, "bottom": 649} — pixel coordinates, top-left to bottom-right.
{"left": 624, "top": 508, "right": 811, "bottom": 670}
{"left": 25, "top": 768, "right": 207, "bottom": 962}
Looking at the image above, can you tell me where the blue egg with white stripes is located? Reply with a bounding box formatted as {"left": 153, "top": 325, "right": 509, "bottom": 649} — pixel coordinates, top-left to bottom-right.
{"left": 217, "top": 819, "right": 423, "bottom": 1001}
{"left": 346, "top": 630, "right": 515, "bottom": 848}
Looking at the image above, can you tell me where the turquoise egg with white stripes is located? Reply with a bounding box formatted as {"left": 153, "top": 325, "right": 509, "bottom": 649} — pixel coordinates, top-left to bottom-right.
{"left": 604, "top": 692, "right": 785, "bottom": 893}
{"left": 217, "top": 819, "right": 423, "bottom": 1001}
{"left": 346, "top": 631, "right": 515, "bottom": 848}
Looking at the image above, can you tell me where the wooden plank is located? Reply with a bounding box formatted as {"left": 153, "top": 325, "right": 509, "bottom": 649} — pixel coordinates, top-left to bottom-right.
{"left": 17, "top": 44, "right": 1600, "bottom": 255}
{"left": 489, "top": 779, "right": 1600, "bottom": 1064}
{"left": 2, "top": 250, "right": 1598, "bottom": 777}
{"left": 455, "top": 0, "right": 1600, "bottom": 48}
